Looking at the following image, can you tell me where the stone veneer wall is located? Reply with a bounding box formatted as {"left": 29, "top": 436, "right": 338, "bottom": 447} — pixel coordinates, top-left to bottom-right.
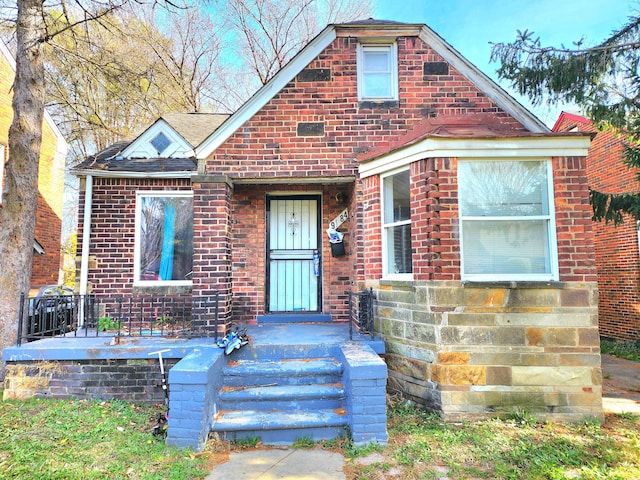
{"left": 376, "top": 280, "right": 602, "bottom": 421}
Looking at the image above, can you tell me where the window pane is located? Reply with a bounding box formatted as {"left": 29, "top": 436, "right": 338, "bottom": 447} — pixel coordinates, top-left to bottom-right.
{"left": 363, "top": 74, "right": 391, "bottom": 98}
{"left": 459, "top": 161, "right": 549, "bottom": 216}
{"left": 364, "top": 52, "right": 390, "bottom": 72}
{"left": 462, "top": 219, "right": 550, "bottom": 274}
{"left": 139, "top": 196, "right": 193, "bottom": 281}
{"left": 386, "top": 224, "right": 412, "bottom": 274}
{"left": 383, "top": 170, "right": 410, "bottom": 223}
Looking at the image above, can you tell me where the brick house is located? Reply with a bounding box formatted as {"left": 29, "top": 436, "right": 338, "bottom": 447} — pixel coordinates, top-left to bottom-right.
{"left": 554, "top": 112, "right": 639, "bottom": 342}
{"left": 0, "top": 40, "right": 68, "bottom": 288}
{"left": 74, "top": 20, "right": 602, "bottom": 421}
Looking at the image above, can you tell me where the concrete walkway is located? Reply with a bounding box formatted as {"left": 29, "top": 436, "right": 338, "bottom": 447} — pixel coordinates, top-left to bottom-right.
{"left": 205, "top": 448, "right": 346, "bottom": 480}
{"left": 601, "top": 354, "right": 640, "bottom": 414}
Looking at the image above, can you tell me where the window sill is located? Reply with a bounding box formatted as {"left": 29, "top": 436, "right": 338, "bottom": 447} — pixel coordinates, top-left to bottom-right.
{"left": 358, "top": 100, "right": 399, "bottom": 109}
{"left": 132, "top": 283, "right": 192, "bottom": 295}
{"left": 461, "top": 280, "right": 566, "bottom": 289}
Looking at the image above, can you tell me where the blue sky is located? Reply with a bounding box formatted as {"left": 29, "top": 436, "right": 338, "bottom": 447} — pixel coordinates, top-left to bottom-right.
{"left": 374, "top": 0, "right": 637, "bottom": 126}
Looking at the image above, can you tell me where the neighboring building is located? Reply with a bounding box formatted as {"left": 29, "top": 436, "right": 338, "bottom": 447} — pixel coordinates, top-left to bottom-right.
{"left": 74, "top": 20, "right": 601, "bottom": 421}
{"left": 554, "top": 112, "right": 640, "bottom": 342}
{"left": 0, "top": 40, "right": 68, "bottom": 288}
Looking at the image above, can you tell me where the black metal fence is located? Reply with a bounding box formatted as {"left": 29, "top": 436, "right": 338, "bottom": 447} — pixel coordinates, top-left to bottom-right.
{"left": 348, "top": 287, "right": 375, "bottom": 340}
{"left": 17, "top": 291, "right": 219, "bottom": 346}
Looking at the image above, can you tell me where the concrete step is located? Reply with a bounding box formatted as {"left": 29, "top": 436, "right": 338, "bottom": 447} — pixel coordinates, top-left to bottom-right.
{"left": 219, "top": 383, "right": 345, "bottom": 411}
{"left": 211, "top": 408, "right": 348, "bottom": 444}
{"left": 222, "top": 358, "right": 342, "bottom": 386}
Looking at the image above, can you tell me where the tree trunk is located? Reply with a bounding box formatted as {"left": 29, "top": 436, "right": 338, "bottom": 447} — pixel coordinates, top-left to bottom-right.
{"left": 0, "top": 0, "right": 46, "bottom": 370}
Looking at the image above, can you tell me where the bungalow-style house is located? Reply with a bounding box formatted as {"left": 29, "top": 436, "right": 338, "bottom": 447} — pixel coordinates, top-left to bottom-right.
{"left": 50, "top": 19, "right": 602, "bottom": 447}
{"left": 0, "top": 40, "right": 68, "bottom": 288}
{"left": 554, "top": 112, "right": 640, "bottom": 342}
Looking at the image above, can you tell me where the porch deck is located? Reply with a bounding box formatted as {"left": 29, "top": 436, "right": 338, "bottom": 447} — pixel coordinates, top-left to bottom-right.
{"left": 3, "top": 323, "right": 388, "bottom": 451}
{"left": 3, "top": 322, "right": 384, "bottom": 361}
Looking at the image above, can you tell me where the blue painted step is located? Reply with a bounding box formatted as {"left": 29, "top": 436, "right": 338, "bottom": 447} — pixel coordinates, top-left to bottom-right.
{"left": 222, "top": 358, "right": 342, "bottom": 386}
{"left": 212, "top": 409, "right": 347, "bottom": 444}
{"left": 212, "top": 355, "right": 348, "bottom": 445}
{"left": 219, "top": 384, "right": 345, "bottom": 410}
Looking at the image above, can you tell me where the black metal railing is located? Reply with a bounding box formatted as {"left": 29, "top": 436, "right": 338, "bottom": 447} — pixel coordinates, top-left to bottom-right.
{"left": 348, "top": 287, "right": 375, "bottom": 340}
{"left": 16, "top": 291, "right": 219, "bottom": 346}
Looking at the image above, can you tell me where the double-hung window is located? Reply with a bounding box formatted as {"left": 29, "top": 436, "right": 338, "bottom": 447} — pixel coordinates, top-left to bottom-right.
{"left": 458, "top": 159, "right": 558, "bottom": 281}
{"left": 382, "top": 169, "right": 412, "bottom": 277}
{"left": 134, "top": 191, "right": 193, "bottom": 285}
{"left": 357, "top": 43, "right": 398, "bottom": 101}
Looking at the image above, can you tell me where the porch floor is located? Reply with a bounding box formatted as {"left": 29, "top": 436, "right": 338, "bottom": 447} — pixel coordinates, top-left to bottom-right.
{"left": 3, "top": 322, "right": 384, "bottom": 362}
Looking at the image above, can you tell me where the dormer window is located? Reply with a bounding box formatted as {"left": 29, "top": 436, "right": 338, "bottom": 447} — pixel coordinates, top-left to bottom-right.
{"left": 357, "top": 43, "right": 398, "bottom": 101}
{"left": 151, "top": 132, "right": 172, "bottom": 155}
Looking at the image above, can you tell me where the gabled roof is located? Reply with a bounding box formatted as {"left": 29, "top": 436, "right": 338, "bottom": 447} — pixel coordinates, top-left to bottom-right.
{"left": 552, "top": 111, "right": 590, "bottom": 132}
{"left": 162, "top": 113, "right": 230, "bottom": 147}
{"left": 195, "top": 19, "right": 549, "bottom": 159}
{"left": 74, "top": 113, "right": 229, "bottom": 177}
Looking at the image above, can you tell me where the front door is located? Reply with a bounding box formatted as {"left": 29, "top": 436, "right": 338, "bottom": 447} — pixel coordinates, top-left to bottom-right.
{"left": 267, "top": 195, "right": 321, "bottom": 313}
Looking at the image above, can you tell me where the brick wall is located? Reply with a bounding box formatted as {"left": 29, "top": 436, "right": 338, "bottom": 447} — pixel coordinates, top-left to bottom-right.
{"left": 3, "top": 358, "right": 178, "bottom": 403}
{"left": 229, "top": 183, "right": 354, "bottom": 324}
{"left": 207, "top": 37, "right": 524, "bottom": 180}
{"left": 77, "top": 177, "right": 192, "bottom": 295}
{"left": 555, "top": 115, "right": 639, "bottom": 341}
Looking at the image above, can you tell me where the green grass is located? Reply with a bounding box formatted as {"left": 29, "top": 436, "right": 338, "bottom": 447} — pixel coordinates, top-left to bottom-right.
{"left": 1, "top": 396, "right": 639, "bottom": 479}
{"left": 601, "top": 338, "right": 640, "bottom": 362}
{"left": 348, "top": 400, "right": 640, "bottom": 480}
{"left": 0, "top": 398, "right": 209, "bottom": 479}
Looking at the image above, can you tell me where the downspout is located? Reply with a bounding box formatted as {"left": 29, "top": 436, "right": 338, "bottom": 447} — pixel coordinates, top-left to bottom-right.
{"left": 79, "top": 174, "right": 92, "bottom": 325}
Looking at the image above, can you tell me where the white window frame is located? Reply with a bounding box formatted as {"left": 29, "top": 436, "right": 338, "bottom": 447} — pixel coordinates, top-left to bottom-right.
{"left": 134, "top": 190, "right": 193, "bottom": 287}
{"left": 458, "top": 158, "right": 559, "bottom": 282}
{"left": 381, "top": 167, "right": 413, "bottom": 280}
{"left": 357, "top": 43, "right": 398, "bottom": 101}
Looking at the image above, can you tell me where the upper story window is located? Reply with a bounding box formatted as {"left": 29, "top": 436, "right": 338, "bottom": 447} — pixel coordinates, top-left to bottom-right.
{"left": 134, "top": 191, "right": 193, "bottom": 286}
{"left": 357, "top": 43, "right": 398, "bottom": 101}
{"left": 458, "top": 159, "right": 559, "bottom": 281}
{"left": 382, "top": 168, "right": 412, "bottom": 277}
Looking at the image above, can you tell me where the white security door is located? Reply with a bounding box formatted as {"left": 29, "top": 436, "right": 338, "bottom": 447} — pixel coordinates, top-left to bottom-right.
{"left": 267, "top": 196, "right": 320, "bottom": 313}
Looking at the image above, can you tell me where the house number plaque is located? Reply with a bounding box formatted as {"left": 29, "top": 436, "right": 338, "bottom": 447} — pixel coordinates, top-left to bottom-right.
{"left": 329, "top": 208, "right": 349, "bottom": 230}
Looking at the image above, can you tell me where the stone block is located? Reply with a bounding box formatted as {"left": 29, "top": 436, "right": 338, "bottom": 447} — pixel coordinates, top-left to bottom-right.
{"left": 448, "top": 365, "right": 486, "bottom": 386}
{"left": 406, "top": 322, "right": 436, "bottom": 343}
{"left": 526, "top": 328, "right": 577, "bottom": 347}
{"left": 560, "top": 288, "right": 591, "bottom": 307}
{"left": 385, "top": 353, "right": 429, "bottom": 381}
{"left": 486, "top": 366, "right": 512, "bottom": 386}
{"left": 512, "top": 366, "right": 594, "bottom": 386}
{"left": 506, "top": 289, "right": 560, "bottom": 308}
{"left": 578, "top": 328, "right": 600, "bottom": 347}
{"left": 447, "top": 312, "right": 496, "bottom": 326}
{"left": 461, "top": 288, "right": 506, "bottom": 308}
{"left": 437, "top": 351, "right": 469, "bottom": 365}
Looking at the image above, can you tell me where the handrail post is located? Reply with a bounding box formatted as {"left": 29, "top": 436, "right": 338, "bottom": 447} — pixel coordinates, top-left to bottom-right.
{"left": 214, "top": 290, "right": 219, "bottom": 340}
{"left": 17, "top": 292, "right": 25, "bottom": 347}
{"left": 348, "top": 289, "right": 353, "bottom": 341}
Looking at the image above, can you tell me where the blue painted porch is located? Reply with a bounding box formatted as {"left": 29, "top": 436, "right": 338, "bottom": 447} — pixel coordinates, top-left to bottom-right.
{"left": 2, "top": 322, "right": 388, "bottom": 451}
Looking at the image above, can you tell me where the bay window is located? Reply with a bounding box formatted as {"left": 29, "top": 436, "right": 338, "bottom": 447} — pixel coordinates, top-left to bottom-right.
{"left": 135, "top": 192, "right": 193, "bottom": 285}
{"left": 458, "top": 159, "right": 558, "bottom": 281}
